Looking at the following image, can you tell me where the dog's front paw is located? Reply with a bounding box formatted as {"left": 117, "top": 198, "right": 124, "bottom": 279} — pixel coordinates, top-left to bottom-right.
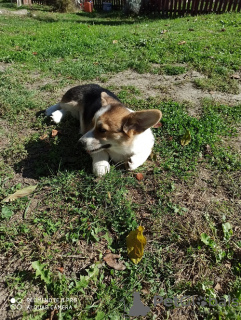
{"left": 126, "top": 154, "right": 148, "bottom": 171}
{"left": 127, "top": 160, "right": 139, "bottom": 171}
{"left": 50, "top": 110, "right": 63, "bottom": 124}
{"left": 93, "top": 161, "right": 110, "bottom": 177}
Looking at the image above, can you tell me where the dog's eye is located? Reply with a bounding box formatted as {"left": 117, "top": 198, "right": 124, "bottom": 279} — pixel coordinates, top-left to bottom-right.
{"left": 98, "top": 127, "right": 107, "bottom": 133}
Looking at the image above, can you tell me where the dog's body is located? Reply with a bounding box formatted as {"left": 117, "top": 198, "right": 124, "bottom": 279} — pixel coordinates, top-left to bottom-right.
{"left": 45, "top": 84, "right": 162, "bottom": 176}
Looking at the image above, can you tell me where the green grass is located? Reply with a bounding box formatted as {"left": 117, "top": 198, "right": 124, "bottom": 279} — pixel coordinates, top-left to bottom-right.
{"left": 0, "top": 10, "right": 241, "bottom": 92}
{"left": 0, "top": 6, "right": 241, "bottom": 320}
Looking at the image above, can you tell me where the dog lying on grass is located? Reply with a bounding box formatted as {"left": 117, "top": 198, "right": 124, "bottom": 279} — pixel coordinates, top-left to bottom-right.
{"left": 45, "top": 84, "right": 162, "bottom": 176}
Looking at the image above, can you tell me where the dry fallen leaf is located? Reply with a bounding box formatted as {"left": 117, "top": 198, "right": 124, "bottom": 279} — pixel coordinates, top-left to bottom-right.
{"left": 136, "top": 173, "right": 144, "bottom": 181}
{"left": 225, "top": 262, "right": 231, "bottom": 269}
{"left": 3, "top": 185, "right": 38, "bottom": 202}
{"left": 112, "top": 40, "right": 118, "bottom": 44}
{"left": 56, "top": 267, "right": 64, "bottom": 273}
{"left": 178, "top": 41, "right": 186, "bottom": 45}
{"left": 126, "top": 226, "right": 147, "bottom": 264}
{"left": 103, "top": 253, "right": 126, "bottom": 271}
{"left": 39, "top": 134, "right": 48, "bottom": 140}
{"left": 180, "top": 129, "right": 191, "bottom": 146}
{"left": 51, "top": 129, "right": 58, "bottom": 137}
{"left": 231, "top": 74, "right": 240, "bottom": 79}
{"left": 214, "top": 283, "right": 222, "bottom": 291}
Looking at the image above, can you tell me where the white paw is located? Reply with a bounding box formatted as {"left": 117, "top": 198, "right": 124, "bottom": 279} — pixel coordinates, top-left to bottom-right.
{"left": 127, "top": 160, "right": 139, "bottom": 171}
{"left": 127, "top": 152, "right": 151, "bottom": 171}
{"left": 45, "top": 103, "right": 60, "bottom": 116}
{"left": 93, "top": 161, "right": 110, "bottom": 177}
{"left": 51, "top": 110, "right": 63, "bottom": 124}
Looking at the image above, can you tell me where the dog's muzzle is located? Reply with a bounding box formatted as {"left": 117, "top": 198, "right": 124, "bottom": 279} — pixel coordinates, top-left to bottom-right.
{"left": 78, "top": 139, "right": 111, "bottom": 153}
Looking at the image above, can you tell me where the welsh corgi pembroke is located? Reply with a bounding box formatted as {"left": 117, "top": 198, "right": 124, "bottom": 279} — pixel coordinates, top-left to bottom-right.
{"left": 45, "top": 84, "right": 162, "bottom": 177}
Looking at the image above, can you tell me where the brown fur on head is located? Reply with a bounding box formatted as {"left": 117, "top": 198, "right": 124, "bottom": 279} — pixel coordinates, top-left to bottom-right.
{"left": 93, "top": 92, "right": 162, "bottom": 142}
{"left": 93, "top": 93, "right": 131, "bottom": 143}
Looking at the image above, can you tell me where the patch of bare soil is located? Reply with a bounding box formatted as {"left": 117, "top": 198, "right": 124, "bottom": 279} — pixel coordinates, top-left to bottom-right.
{"left": 27, "top": 69, "right": 241, "bottom": 118}
{"left": 0, "top": 8, "right": 28, "bottom": 16}
{"left": 103, "top": 70, "right": 241, "bottom": 116}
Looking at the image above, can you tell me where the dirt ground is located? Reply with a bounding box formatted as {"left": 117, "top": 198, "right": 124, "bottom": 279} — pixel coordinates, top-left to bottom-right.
{"left": 104, "top": 69, "right": 241, "bottom": 115}
{"left": 103, "top": 70, "right": 241, "bottom": 152}
{"left": 38, "top": 69, "right": 241, "bottom": 118}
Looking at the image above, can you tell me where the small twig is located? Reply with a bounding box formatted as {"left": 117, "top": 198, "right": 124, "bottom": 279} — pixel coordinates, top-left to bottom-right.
{"left": 56, "top": 254, "right": 87, "bottom": 259}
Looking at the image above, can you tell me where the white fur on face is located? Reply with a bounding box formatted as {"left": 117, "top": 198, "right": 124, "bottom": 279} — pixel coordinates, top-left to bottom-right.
{"left": 79, "top": 105, "right": 112, "bottom": 153}
{"left": 93, "top": 105, "right": 111, "bottom": 124}
{"left": 79, "top": 129, "right": 104, "bottom": 153}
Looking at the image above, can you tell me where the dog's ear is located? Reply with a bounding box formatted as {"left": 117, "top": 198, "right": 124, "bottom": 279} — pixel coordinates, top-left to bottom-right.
{"left": 101, "top": 92, "right": 119, "bottom": 107}
{"left": 101, "top": 92, "right": 109, "bottom": 107}
{"left": 123, "top": 109, "right": 162, "bottom": 136}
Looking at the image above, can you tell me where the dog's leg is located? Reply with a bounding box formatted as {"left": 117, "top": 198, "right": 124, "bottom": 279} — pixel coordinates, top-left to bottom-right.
{"left": 45, "top": 103, "right": 60, "bottom": 116}
{"left": 50, "top": 109, "right": 67, "bottom": 124}
{"left": 91, "top": 151, "right": 110, "bottom": 177}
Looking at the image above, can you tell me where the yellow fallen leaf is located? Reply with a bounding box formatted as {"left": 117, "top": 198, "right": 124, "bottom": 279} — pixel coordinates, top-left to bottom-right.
{"left": 3, "top": 185, "right": 38, "bottom": 202}
{"left": 126, "top": 226, "right": 146, "bottom": 264}
{"left": 180, "top": 129, "right": 191, "bottom": 146}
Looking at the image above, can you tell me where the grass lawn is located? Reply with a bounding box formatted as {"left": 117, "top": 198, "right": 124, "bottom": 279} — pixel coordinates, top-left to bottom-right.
{"left": 0, "top": 4, "right": 241, "bottom": 320}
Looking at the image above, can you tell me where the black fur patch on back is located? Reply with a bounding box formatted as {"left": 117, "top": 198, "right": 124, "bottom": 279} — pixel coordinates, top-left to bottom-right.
{"left": 61, "top": 84, "right": 120, "bottom": 127}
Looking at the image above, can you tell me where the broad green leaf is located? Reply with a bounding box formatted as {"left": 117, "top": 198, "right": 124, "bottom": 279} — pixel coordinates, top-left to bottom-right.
{"left": 1, "top": 206, "right": 14, "bottom": 219}
{"left": 32, "top": 261, "right": 51, "bottom": 285}
{"left": 3, "top": 185, "right": 38, "bottom": 202}
{"left": 95, "top": 311, "right": 106, "bottom": 320}
{"left": 180, "top": 129, "right": 191, "bottom": 146}
{"left": 126, "top": 226, "right": 146, "bottom": 264}
{"left": 201, "top": 233, "right": 216, "bottom": 249}
{"left": 200, "top": 233, "right": 211, "bottom": 245}
{"left": 86, "top": 263, "right": 102, "bottom": 282}
{"left": 222, "top": 222, "right": 233, "bottom": 241}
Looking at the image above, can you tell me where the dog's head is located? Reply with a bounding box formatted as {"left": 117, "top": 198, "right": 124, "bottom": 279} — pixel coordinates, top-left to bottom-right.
{"left": 79, "top": 92, "right": 162, "bottom": 154}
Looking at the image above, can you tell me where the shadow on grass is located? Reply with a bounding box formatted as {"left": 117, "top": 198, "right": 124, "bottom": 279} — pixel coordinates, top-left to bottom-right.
{"left": 31, "top": 9, "right": 172, "bottom": 25}
{"left": 33, "top": 14, "right": 138, "bottom": 25}
{"left": 14, "top": 114, "right": 91, "bottom": 179}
